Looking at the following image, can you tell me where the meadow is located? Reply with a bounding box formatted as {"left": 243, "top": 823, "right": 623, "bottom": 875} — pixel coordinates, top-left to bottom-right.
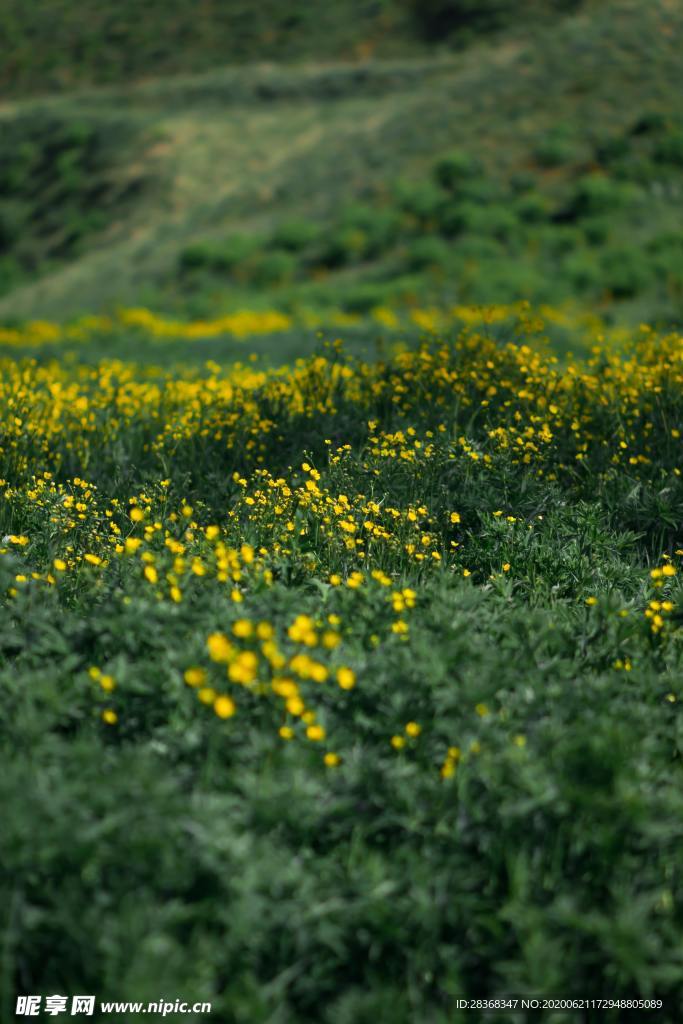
{"left": 2, "top": 304, "right": 683, "bottom": 1020}
{"left": 2, "top": 1, "right": 683, "bottom": 1021}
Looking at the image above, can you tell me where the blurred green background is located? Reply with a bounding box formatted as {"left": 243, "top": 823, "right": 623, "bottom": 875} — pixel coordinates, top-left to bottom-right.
{"left": 1, "top": 0, "right": 683, "bottom": 328}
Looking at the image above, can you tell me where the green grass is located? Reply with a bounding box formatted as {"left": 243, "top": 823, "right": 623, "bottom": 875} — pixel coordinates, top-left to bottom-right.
{"left": 2, "top": 325, "right": 683, "bottom": 1020}
{"left": 0, "top": 0, "right": 583, "bottom": 99}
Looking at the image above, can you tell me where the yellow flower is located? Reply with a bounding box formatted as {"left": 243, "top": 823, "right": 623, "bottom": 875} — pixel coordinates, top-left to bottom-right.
{"left": 53, "top": 558, "right": 67, "bottom": 571}
{"left": 130, "top": 507, "right": 144, "bottom": 522}
{"left": 405, "top": 721, "right": 421, "bottom": 737}
{"left": 214, "top": 695, "right": 236, "bottom": 719}
{"left": 84, "top": 553, "right": 102, "bottom": 566}
{"left": 101, "top": 709, "right": 118, "bottom": 725}
{"left": 144, "top": 565, "right": 158, "bottom": 584}
{"left": 228, "top": 651, "right": 258, "bottom": 684}
{"left": 450, "top": 512, "right": 461, "bottom": 524}
{"left": 662, "top": 564, "right": 676, "bottom": 577}
{"left": 329, "top": 574, "right": 342, "bottom": 586}
{"left": 288, "top": 614, "right": 317, "bottom": 645}
{"left": 279, "top": 726, "right": 294, "bottom": 740}
{"left": 585, "top": 596, "right": 597, "bottom": 606}
{"left": 184, "top": 667, "right": 206, "bottom": 687}
{"left": 336, "top": 666, "right": 356, "bottom": 690}
{"left": 391, "top": 735, "right": 406, "bottom": 750}
{"left": 232, "top": 619, "right": 253, "bottom": 638}
{"left": 197, "top": 687, "right": 217, "bottom": 705}
{"left": 324, "top": 752, "right": 341, "bottom": 767}
{"left": 309, "top": 662, "right": 328, "bottom": 683}
{"left": 207, "top": 632, "right": 232, "bottom": 663}
{"left": 306, "top": 724, "right": 326, "bottom": 741}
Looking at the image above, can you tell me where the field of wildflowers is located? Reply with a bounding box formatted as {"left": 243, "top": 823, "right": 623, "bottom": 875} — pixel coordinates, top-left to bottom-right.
{"left": 2, "top": 304, "right": 683, "bottom": 1020}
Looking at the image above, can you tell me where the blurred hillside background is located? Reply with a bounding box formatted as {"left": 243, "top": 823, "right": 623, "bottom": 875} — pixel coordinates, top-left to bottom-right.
{"left": 1, "top": 0, "right": 683, "bottom": 329}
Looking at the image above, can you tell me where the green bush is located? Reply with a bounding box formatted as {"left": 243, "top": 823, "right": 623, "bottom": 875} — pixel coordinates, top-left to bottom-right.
{"left": 654, "top": 130, "right": 683, "bottom": 168}
{"left": 246, "top": 249, "right": 297, "bottom": 286}
{"left": 445, "top": 201, "right": 518, "bottom": 241}
{"left": 392, "top": 180, "right": 446, "bottom": 226}
{"left": 179, "top": 236, "right": 259, "bottom": 275}
{"left": 515, "top": 190, "right": 554, "bottom": 223}
{"left": 600, "top": 246, "right": 653, "bottom": 298}
{"left": 271, "top": 219, "right": 321, "bottom": 252}
{"left": 403, "top": 235, "right": 452, "bottom": 271}
{"left": 563, "top": 249, "right": 602, "bottom": 293}
{"left": 319, "top": 226, "right": 369, "bottom": 268}
{"left": 563, "top": 174, "right": 642, "bottom": 220}
{"left": 411, "top": 0, "right": 583, "bottom": 41}
{"left": 433, "top": 149, "right": 481, "bottom": 192}
{"left": 534, "top": 125, "right": 580, "bottom": 167}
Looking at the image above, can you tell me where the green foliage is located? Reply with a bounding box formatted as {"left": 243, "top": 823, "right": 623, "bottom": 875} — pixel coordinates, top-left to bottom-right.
{"left": 411, "top": 0, "right": 584, "bottom": 41}
{"left": 0, "top": 0, "right": 419, "bottom": 98}
{"left": 534, "top": 124, "right": 580, "bottom": 167}
{"left": 0, "top": 109, "right": 151, "bottom": 292}
{"left": 272, "top": 219, "right": 322, "bottom": 252}
{"left": 179, "top": 236, "right": 260, "bottom": 276}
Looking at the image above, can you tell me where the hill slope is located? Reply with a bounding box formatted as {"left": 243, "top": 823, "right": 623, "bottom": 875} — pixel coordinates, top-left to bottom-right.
{"left": 1, "top": 0, "right": 682, "bottom": 325}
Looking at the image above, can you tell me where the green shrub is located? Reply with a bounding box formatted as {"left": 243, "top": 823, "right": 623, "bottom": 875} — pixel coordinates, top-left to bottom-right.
{"left": 534, "top": 125, "right": 579, "bottom": 167}
{"left": 581, "top": 216, "right": 612, "bottom": 246}
{"left": 654, "top": 130, "right": 683, "bottom": 168}
{"left": 272, "top": 219, "right": 321, "bottom": 252}
{"left": 433, "top": 149, "right": 481, "bottom": 192}
{"left": 319, "top": 226, "right": 369, "bottom": 268}
{"left": 392, "top": 180, "right": 446, "bottom": 226}
{"left": 563, "top": 249, "right": 602, "bottom": 293}
{"left": 600, "top": 246, "right": 653, "bottom": 298}
{"left": 411, "top": 0, "right": 583, "bottom": 41}
{"left": 563, "top": 174, "right": 642, "bottom": 220}
{"left": 179, "top": 235, "right": 259, "bottom": 275}
{"left": 445, "top": 201, "right": 518, "bottom": 241}
{"left": 403, "top": 235, "right": 452, "bottom": 271}
{"left": 246, "top": 249, "right": 297, "bottom": 286}
{"left": 515, "top": 190, "right": 553, "bottom": 223}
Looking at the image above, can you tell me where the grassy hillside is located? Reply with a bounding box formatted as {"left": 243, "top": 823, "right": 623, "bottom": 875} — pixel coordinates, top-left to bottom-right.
{"left": 2, "top": 0, "right": 683, "bottom": 328}
{"left": 1, "top": 1, "right": 580, "bottom": 98}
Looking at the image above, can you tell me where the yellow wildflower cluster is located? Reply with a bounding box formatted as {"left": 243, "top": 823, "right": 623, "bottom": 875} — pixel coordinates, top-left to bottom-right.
{"left": 2, "top": 313, "right": 683, "bottom": 770}
{"left": 0, "top": 302, "right": 627, "bottom": 350}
